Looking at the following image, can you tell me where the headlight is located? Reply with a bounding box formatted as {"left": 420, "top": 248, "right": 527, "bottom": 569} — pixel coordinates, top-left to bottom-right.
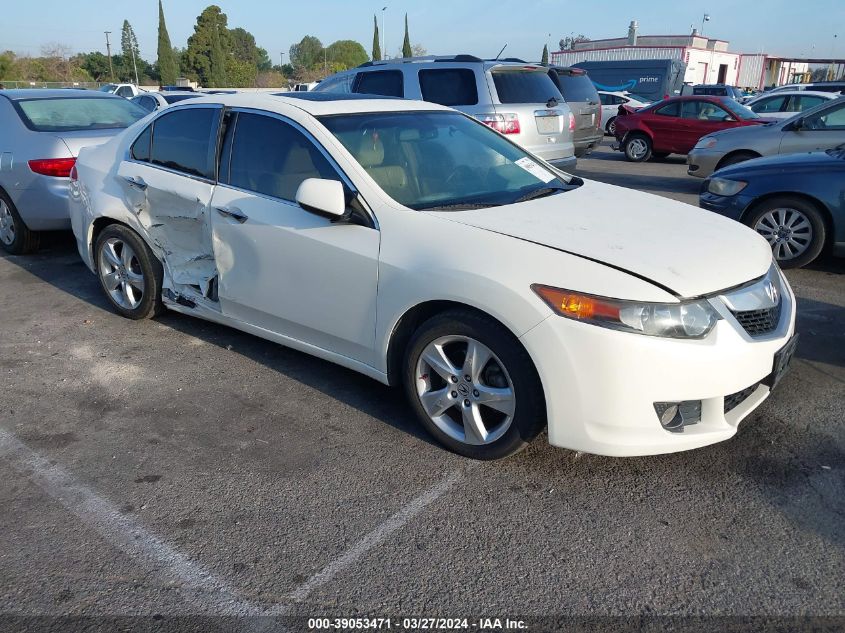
{"left": 707, "top": 177, "right": 748, "bottom": 197}
{"left": 694, "top": 136, "right": 718, "bottom": 150}
{"left": 532, "top": 285, "right": 720, "bottom": 339}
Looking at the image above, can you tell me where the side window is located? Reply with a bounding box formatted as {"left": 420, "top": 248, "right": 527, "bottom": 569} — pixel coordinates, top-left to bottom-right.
{"left": 226, "top": 112, "right": 340, "bottom": 201}
{"left": 354, "top": 70, "right": 404, "bottom": 97}
{"left": 117, "top": 86, "right": 133, "bottom": 98}
{"left": 681, "top": 101, "right": 730, "bottom": 121}
{"left": 753, "top": 96, "right": 786, "bottom": 113}
{"left": 150, "top": 107, "right": 219, "bottom": 179}
{"left": 418, "top": 69, "right": 478, "bottom": 106}
{"left": 315, "top": 73, "right": 355, "bottom": 94}
{"left": 655, "top": 101, "right": 680, "bottom": 117}
{"left": 131, "top": 125, "right": 152, "bottom": 162}
{"left": 806, "top": 102, "right": 845, "bottom": 130}
{"left": 614, "top": 95, "right": 626, "bottom": 105}
{"left": 792, "top": 95, "right": 825, "bottom": 111}
{"left": 599, "top": 93, "right": 611, "bottom": 105}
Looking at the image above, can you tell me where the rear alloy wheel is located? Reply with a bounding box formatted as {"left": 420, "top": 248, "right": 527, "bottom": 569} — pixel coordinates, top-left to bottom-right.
{"left": 624, "top": 134, "right": 652, "bottom": 162}
{"left": 95, "top": 224, "right": 165, "bottom": 319}
{"left": 746, "top": 197, "right": 826, "bottom": 269}
{"left": 0, "top": 191, "right": 40, "bottom": 255}
{"left": 403, "top": 310, "right": 545, "bottom": 460}
{"left": 605, "top": 116, "right": 617, "bottom": 136}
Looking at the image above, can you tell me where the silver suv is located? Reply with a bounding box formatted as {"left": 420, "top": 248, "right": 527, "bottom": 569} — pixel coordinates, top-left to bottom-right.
{"left": 314, "top": 55, "right": 577, "bottom": 169}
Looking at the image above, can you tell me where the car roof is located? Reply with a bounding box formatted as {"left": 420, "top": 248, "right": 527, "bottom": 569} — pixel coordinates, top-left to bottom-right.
{"left": 168, "top": 92, "right": 453, "bottom": 116}
{"left": 0, "top": 88, "right": 120, "bottom": 101}
{"left": 752, "top": 90, "right": 836, "bottom": 98}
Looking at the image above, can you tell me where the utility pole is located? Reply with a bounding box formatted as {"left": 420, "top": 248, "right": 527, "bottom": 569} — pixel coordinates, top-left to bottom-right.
{"left": 104, "top": 31, "right": 114, "bottom": 81}
{"left": 382, "top": 7, "right": 387, "bottom": 60}
{"left": 279, "top": 52, "right": 284, "bottom": 68}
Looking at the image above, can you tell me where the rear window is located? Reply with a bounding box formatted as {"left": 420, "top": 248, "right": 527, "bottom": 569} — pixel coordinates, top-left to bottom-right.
{"left": 355, "top": 70, "right": 404, "bottom": 98}
{"left": 492, "top": 71, "right": 562, "bottom": 104}
{"left": 419, "top": 68, "right": 479, "bottom": 106}
{"left": 551, "top": 72, "right": 598, "bottom": 103}
{"left": 16, "top": 97, "right": 147, "bottom": 132}
{"left": 163, "top": 94, "right": 199, "bottom": 104}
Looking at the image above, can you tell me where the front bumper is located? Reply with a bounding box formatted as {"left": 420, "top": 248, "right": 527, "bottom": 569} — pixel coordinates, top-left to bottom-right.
{"left": 519, "top": 271, "right": 796, "bottom": 456}
{"left": 687, "top": 148, "right": 725, "bottom": 178}
{"left": 699, "top": 190, "right": 756, "bottom": 221}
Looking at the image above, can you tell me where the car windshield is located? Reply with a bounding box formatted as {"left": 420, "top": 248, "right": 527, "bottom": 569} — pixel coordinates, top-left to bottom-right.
{"left": 719, "top": 98, "right": 760, "bottom": 119}
{"left": 98, "top": 84, "right": 117, "bottom": 92}
{"left": 16, "top": 97, "right": 148, "bottom": 131}
{"left": 319, "top": 111, "right": 580, "bottom": 210}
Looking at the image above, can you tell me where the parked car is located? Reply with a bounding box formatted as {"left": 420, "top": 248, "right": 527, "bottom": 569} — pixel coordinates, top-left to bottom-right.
{"left": 598, "top": 91, "right": 650, "bottom": 136}
{"left": 768, "top": 82, "right": 845, "bottom": 95}
{"left": 98, "top": 83, "right": 143, "bottom": 98}
{"left": 70, "top": 93, "right": 796, "bottom": 459}
{"left": 0, "top": 89, "right": 147, "bottom": 254}
{"left": 614, "top": 96, "right": 768, "bottom": 162}
{"left": 546, "top": 66, "right": 603, "bottom": 156}
{"left": 131, "top": 91, "right": 204, "bottom": 112}
{"left": 745, "top": 90, "right": 838, "bottom": 119}
{"left": 313, "top": 55, "right": 577, "bottom": 169}
{"left": 691, "top": 84, "right": 746, "bottom": 101}
{"left": 688, "top": 96, "right": 845, "bottom": 177}
{"left": 700, "top": 146, "right": 845, "bottom": 268}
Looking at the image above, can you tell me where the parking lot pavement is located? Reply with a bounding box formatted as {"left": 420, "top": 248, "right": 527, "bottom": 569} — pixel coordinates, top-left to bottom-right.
{"left": 1, "top": 151, "right": 843, "bottom": 628}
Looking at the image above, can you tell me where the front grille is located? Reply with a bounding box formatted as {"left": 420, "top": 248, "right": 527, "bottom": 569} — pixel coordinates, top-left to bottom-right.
{"left": 724, "top": 384, "right": 758, "bottom": 414}
{"left": 732, "top": 303, "right": 781, "bottom": 337}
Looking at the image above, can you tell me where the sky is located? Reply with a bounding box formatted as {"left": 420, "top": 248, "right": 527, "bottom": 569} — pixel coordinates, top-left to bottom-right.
{"left": 1, "top": 0, "right": 842, "bottom": 65}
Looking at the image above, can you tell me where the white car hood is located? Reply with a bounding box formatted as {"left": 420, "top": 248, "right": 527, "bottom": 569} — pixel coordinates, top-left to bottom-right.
{"left": 430, "top": 180, "right": 773, "bottom": 298}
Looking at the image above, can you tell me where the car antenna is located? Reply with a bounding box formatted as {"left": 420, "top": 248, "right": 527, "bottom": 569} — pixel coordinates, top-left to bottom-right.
{"left": 494, "top": 44, "right": 507, "bottom": 60}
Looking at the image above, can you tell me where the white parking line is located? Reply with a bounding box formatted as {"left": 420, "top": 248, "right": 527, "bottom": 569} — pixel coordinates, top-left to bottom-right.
{"left": 284, "top": 471, "right": 464, "bottom": 605}
{"left": 0, "top": 427, "right": 265, "bottom": 616}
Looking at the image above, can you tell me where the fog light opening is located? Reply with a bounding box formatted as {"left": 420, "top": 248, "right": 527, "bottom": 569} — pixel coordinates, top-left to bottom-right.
{"left": 654, "top": 401, "right": 702, "bottom": 433}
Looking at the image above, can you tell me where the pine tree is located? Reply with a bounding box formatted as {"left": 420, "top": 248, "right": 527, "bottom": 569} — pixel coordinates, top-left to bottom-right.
{"left": 157, "top": 0, "right": 179, "bottom": 85}
{"left": 372, "top": 15, "right": 381, "bottom": 61}
{"left": 208, "top": 18, "right": 227, "bottom": 87}
{"left": 541, "top": 44, "right": 549, "bottom": 65}
{"left": 402, "top": 14, "right": 412, "bottom": 58}
{"left": 121, "top": 20, "right": 140, "bottom": 83}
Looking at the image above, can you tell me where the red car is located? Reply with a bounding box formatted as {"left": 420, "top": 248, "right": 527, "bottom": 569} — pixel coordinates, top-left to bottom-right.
{"left": 613, "top": 96, "right": 769, "bottom": 162}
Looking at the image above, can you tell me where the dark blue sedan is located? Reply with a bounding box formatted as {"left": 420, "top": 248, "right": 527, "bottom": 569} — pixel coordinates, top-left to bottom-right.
{"left": 699, "top": 147, "right": 845, "bottom": 268}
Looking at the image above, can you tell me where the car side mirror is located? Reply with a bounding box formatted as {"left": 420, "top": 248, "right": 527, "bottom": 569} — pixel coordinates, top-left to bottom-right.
{"left": 784, "top": 118, "right": 804, "bottom": 132}
{"left": 295, "top": 178, "right": 348, "bottom": 220}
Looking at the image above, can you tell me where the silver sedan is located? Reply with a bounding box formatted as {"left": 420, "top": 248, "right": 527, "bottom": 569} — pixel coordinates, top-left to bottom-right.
{"left": 0, "top": 89, "right": 146, "bottom": 254}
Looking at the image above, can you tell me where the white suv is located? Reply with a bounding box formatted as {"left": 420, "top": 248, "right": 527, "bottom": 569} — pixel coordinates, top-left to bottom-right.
{"left": 313, "top": 55, "right": 577, "bottom": 170}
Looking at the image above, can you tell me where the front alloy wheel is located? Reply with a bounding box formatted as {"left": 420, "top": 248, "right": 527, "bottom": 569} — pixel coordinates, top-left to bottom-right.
{"left": 415, "top": 335, "right": 516, "bottom": 446}
{"left": 747, "top": 196, "right": 826, "bottom": 269}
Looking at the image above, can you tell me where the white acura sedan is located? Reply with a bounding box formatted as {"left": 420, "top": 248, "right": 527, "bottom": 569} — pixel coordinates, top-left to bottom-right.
{"left": 69, "top": 93, "right": 797, "bottom": 460}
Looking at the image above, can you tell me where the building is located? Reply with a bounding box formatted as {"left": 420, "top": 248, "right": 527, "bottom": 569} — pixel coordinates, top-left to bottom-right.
{"left": 551, "top": 22, "right": 809, "bottom": 90}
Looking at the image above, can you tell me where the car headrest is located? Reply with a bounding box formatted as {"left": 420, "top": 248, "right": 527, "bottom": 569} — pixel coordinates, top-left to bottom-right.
{"left": 357, "top": 132, "right": 385, "bottom": 167}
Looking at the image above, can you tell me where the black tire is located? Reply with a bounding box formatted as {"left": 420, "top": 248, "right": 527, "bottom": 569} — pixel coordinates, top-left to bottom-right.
{"left": 623, "top": 133, "right": 652, "bottom": 162}
{"left": 402, "top": 309, "right": 546, "bottom": 460}
{"left": 0, "top": 189, "right": 40, "bottom": 255}
{"left": 94, "top": 224, "right": 165, "bottom": 319}
{"left": 745, "top": 196, "right": 827, "bottom": 269}
{"left": 605, "top": 116, "right": 617, "bottom": 136}
{"left": 718, "top": 151, "right": 759, "bottom": 170}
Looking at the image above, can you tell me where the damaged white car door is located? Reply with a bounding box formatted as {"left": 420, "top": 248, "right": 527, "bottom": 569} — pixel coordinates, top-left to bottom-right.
{"left": 209, "top": 109, "right": 380, "bottom": 364}
{"left": 118, "top": 104, "right": 222, "bottom": 298}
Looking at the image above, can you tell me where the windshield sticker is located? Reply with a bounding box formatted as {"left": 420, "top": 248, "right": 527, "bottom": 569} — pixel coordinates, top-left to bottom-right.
{"left": 515, "top": 157, "right": 555, "bottom": 183}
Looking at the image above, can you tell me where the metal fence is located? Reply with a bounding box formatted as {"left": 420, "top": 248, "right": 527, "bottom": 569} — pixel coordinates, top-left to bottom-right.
{"left": 0, "top": 80, "right": 104, "bottom": 89}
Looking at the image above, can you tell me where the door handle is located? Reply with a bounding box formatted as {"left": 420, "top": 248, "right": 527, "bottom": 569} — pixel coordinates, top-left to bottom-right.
{"left": 215, "top": 206, "right": 248, "bottom": 223}
{"left": 122, "top": 176, "right": 147, "bottom": 191}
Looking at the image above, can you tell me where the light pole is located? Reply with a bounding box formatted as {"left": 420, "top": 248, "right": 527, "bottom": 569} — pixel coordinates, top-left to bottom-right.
{"left": 104, "top": 31, "right": 114, "bottom": 81}
{"left": 279, "top": 52, "right": 284, "bottom": 68}
{"left": 701, "top": 13, "right": 710, "bottom": 36}
{"left": 382, "top": 6, "right": 387, "bottom": 60}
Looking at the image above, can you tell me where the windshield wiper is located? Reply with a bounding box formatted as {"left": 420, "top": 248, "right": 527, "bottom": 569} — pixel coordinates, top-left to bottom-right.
{"left": 514, "top": 186, "right": 565, "bottom": 203}
{"left": 419, "top": 202, "right": 501, "bottom": 211}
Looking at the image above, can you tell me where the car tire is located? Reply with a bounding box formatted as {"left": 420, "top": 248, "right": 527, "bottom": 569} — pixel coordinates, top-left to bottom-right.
{"left": 717, "top": 151, "right": 759, "bottom": 170}
{"left": 0, "top": 190, "right": 40, "bottom": 255}
{"left": 745, "top": 196, "right": 826, "bottom": 269}
{"left": 605, "top": 116, "right": 617, "bottom": 136}
{"left": 402, "top": 309, "right": 546, "bottom": 460}
{"left": 95, "top": 224, "right": 165, "bottom": 319}
{"left": 623, "top": 134, "right": 652, "bottom": 162}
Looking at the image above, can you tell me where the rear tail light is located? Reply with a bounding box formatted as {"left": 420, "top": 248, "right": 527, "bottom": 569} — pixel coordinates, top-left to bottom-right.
{"left": 568, "top": 112, "right": 575, "bottom": 132}
{"left": 28, "top": 157, "right": 76, "bottom": 178}
{"left": 478, "top": 113, "right": 521, "bottom": 135}
{"left": 69, "top": 165, "right": 78, "bottom": 182}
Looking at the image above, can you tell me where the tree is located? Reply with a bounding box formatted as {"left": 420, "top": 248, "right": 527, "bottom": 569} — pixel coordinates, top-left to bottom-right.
{"left": 402, "top": 14, "right": 412, "bottom": 58}
{"left": 256, "top": 70, "right": 285, "bottom": 88}
{"left": 0, "top": 51, "right": 16, "bottom": 80}
{"left": 372, "top": 15, "right": 381, "bottom": 62}
{"left": 185, "top": 5, "right": 231, "bottom": 86}
{"left": 325, "top": 40, "right": 368, "bottom": 70}
{"left": 229, "top": 27, "right": 270, "bottom": 71}
{"left": 157, "top": 0, "right": 179, "bottom": 85}
{"left": 121, "top": 20, "right": 140, "bottom": 82}
{"left": 559, "top": 34, "right": 590, "bottom": 50}
{"left": 289, "top": 35, "right": 323, "bottom": 72}
{"left": 541, "top": 44, "right": 549, "bottom": 64}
